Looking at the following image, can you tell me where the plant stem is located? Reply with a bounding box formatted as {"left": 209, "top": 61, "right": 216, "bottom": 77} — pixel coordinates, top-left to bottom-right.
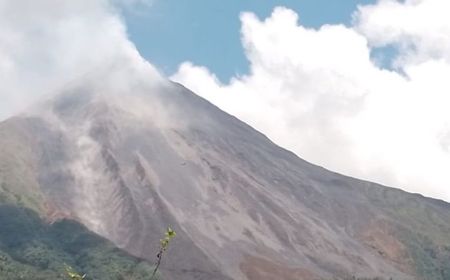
{"left": 150, "top": 249, "right": 164, "bottom": 280}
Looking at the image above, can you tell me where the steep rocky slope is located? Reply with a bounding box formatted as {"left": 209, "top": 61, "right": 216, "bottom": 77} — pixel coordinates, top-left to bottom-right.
{"left": 1, "top": 65, "right": 450, "bottom": 279}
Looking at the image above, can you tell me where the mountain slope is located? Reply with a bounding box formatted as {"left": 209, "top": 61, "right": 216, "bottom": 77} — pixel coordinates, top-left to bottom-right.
{"left": 1, "top": 66, "right": 450, "bottom": 280}
{"left": 0, "top": 204, "right": 156, "bottom": 280}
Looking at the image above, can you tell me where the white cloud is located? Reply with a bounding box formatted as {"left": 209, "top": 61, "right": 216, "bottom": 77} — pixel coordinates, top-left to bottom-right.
{"left": 0, "top": 0, "right": 160, "bottom": 120}
{"left": 172, "top": 3, "right": 450, "bottom": 201}
{"left": 356, "top": 0, "right": 450, "bottom": 65}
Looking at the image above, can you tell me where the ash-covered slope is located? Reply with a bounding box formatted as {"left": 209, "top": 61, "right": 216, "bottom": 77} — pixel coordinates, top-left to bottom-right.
{"left": 1, "top": 65, "right": 450, "bottom": 280}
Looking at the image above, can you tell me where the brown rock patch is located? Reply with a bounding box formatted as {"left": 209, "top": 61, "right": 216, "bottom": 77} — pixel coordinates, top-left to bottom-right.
{"left": 240, "top": 255, "right": 317, "bottom": 280}
{"left": 359, "top": 219, "right": 414, "bottom": 274}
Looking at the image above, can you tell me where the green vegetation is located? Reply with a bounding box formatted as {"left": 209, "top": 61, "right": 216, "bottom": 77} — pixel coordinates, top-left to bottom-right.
{"left": 0, "top": 181, "right": 43, "bottom": 213}
{"left": 63, "top": 227, "right": 177, "bottom": 280}
{"left": 0, "top": 204, "right": 157, "bottom": 280}
{"left": 397, "top": 228, "right": 450, "bottom": 280}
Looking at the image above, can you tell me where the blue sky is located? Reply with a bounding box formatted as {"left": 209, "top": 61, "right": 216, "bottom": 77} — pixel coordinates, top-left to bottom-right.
{"left": 124, "top": 0, "right": 375, "bottom": 82}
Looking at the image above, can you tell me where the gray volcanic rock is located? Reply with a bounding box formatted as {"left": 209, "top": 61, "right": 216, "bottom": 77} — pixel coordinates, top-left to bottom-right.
{"left": 1, "top": 65, "right": 450, "bottom": 280}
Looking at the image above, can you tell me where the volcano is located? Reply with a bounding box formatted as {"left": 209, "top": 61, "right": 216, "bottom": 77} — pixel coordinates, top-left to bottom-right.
{"left": 1, "top": 63, "right": 450, "bottom": 280}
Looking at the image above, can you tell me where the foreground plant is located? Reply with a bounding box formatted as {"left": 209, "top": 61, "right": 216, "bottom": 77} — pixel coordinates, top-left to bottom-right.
{"left": 63, "top": 227, "right": 176, "bottom": 280}
{"left": 65, "top": 264, "right": 86, "bottom": 279}
{"left": 150, "top": 227, "right": 176, "bottom": 280}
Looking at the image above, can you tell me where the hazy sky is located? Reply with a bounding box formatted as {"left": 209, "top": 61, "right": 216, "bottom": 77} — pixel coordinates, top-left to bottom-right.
{"left": 1, "top": 0, "right": 450, "bottom": 202}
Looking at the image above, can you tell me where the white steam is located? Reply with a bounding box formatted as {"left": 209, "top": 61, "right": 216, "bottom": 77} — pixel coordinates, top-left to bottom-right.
{"left": 0, "top": 0, "right": 160, "bottom": 120}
